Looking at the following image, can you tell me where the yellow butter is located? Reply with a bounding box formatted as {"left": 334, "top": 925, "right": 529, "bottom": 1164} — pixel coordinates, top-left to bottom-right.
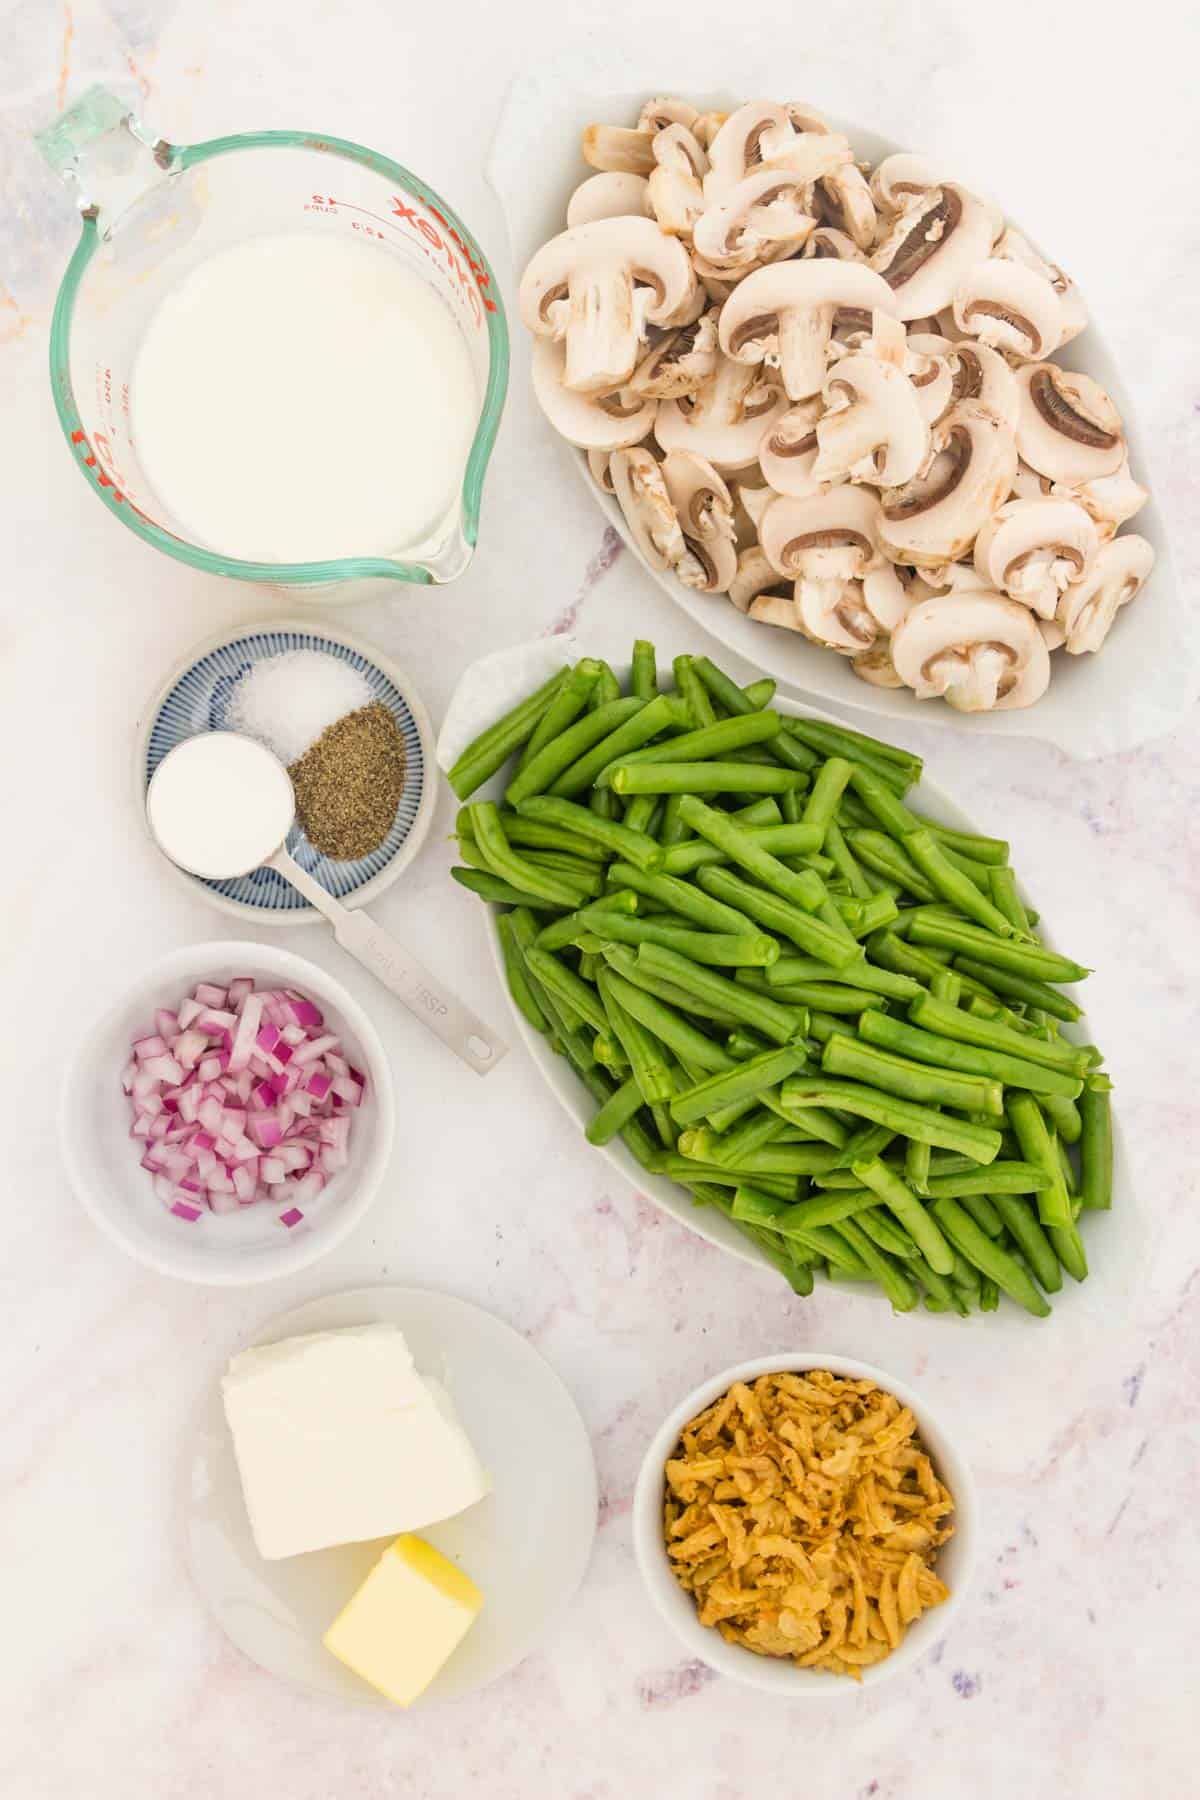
{"left": 323, "top": 1534, "right": 483, "bottom": 1707}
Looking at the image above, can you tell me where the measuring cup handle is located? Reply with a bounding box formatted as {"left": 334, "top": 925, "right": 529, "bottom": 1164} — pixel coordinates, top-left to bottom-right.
{"left": 330, "top": 909, "right": 508, "bottom": 1077}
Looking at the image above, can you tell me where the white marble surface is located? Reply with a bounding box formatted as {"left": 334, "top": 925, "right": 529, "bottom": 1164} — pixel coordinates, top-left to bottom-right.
{"left": 3, "top": 2, "right": 1199, "bottom": 1793}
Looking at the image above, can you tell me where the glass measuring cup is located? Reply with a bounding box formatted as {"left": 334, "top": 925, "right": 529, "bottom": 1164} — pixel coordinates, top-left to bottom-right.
{"left": 37, "top": 86, "right": 508, "bottom": 595}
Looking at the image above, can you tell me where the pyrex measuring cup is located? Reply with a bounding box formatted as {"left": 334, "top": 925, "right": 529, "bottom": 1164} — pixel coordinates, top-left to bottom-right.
{"left": 37, "top": 86, "right": 508, "bottom": 595}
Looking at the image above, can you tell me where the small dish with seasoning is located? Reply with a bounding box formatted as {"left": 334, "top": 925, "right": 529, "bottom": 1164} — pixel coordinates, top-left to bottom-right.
{"left": 135, "top": 619, "right": 437, "bottom": 924}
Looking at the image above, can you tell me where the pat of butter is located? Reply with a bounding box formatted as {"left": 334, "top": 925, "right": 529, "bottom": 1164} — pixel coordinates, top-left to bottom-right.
{"left": 221, "top": 1323, "right": 490, "bottom": 1560}
{"left": 323, "top": 1534, "right": 483, "bottom": 1706}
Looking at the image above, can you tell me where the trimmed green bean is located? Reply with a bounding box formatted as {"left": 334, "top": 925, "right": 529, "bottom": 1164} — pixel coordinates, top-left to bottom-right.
{"left": 857, "top": 1009, "right": 1084, "bottom": 1098}
{"left": 960, "top": 1192, "right": 1004, "bottom": 1237}
{"left": 847, "top": 829, "right": 936, "bottom": 900}
{"left": 469, "top": 804, "right": 587, "bottom": 907}
{"left": 928, "top": 1197, "right": 1052, "bottom": 1317}
{"left": 836, "top": 1217, "right": 919, "bottom": 1310}
{"left": 786, "top": 722, "right": 917, "bottom": 792}
{"left": 450, "top": 866, "right": 559, "bottom": 910}
{"left": 534, "top": 891, "right": 639, "bottom": 951}
{"left": 447, "top": 666, "right": 571, "bottom": 799}
{"left": 909, "top": 994, "right": 1094, "bottom": 1078}
{"left": 1040, "top": 1091, "right": 1083, "bottom": 1145}
{"left": 902, "top": 829, "right": 1022, "bottom": 940}
{"left": 986, "top": 864, "right": 1031, "bottom": 931}
{"left": 992, "top": 1193, "right": 1062, "bottom": 1292}
{"left": 600, "top": 966, "right": 734, "bottom": 1072}
{"left": 516, "top": 794, "right": 664, "bottom": 871}
{"left": 802, "top": 757, "right": 855, "bottom": 843}
{"left": 661, "top": 823, "right": 824, "bottom": 876}
{"left": 857, "top": 1207, "right": 921, "bottom": 1261}
{"left": 598, "top": 969, "right": 675, "bottom": 1105}
{"left": 822, "top": 1034, "right": 1003, "bottom": 1117}
{"left": 600, "top": 946, "right": 742, "bottom": 1032}
{"left": 605, "top": 862, "right": 760, "bottom": 937}
{"left": 823, "top": 818, "right": 874, "bottom": 899}
{"left": 767, "top": 956, "right": 920, "bottom": 1001}
{"left": 611, "top": 761, "right": 808, "bottom": 796}
{"left": 497, "top": 913, "right": 551, "bottom": 1035}
{"left": 637, "top": 943, "right": 802, "bottom": 1046}
{"left": 909, "top": 913, "right": 1088, "bottom": 984}
{"left": 672, "top": 654, "right": 718, "bottom": 728}
{"left": 906, "top": 1136, "right": 932, "bottom": 1195}
{"left": 951, "top": 955, "right": 1083, "bottom": 1022}
{"left": 585, "top": 1076, "right": 645, "bottom": 1145}
{"left": 669, "top": 1046, "right": 807, "bottom": 1126}
{"left": 925, "top": 1162, "right": 1049, "bottom": 1198}
{"left": 504, "top": 698, "right": 643, "bottom": 806}
{"left": 846, "top": 765, "right": 922, "bottom": 835}
{"left": 549, "top": 694, "right": 686, "bottom": 798}
{"left": 852, "top": 1157, "right": 955, "bottom": 1274}
{"left": 524, "top": 946, "right": 608, "bottom": 1036}
{"left": 1079, "top": 1074, "right": 1113, "bottom": 1211}
{"left": 760, "top": 981, "right": 889, "bottom": 1015}
{"left": 741, "top": 678, "right": 776, "bottom": 708}
{"left": 832, "top": 1121, "right": 896, "bottom": 1170}
{"left": 1006, "top": 1093, "right": 1073, "bottom": 1229}
{"left": 781, "top": 1075, "right": 1003, "bottom": 1162}
{"left": 596, "top": 712, "right": 784, "bottom": 786}
{"left": 688, "top": 657, "right": 817, "bottom": 775}
{"left": 631, "top": 639, "right": 657, "bottom": 700}
{"left": 517, "top": 660, "right": 601, "bottom": 770}
{"left": 583, "top": 911, "right": 780, "bottom": 967}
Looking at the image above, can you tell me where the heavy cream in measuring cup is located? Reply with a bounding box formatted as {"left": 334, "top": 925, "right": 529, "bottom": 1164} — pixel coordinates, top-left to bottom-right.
{"left": 131, "top": 233, "right": 479, "bottom": 564}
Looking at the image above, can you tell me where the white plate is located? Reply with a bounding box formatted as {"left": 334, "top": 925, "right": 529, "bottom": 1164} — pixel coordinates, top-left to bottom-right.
{"left": 184, "top": 1285, "right": 598, "bottom": 1706}
{"left": 487, "top": 71, "right": 1192, "bottom": 759}
{"left": 439, "top": 642, "right": 1138, "bottom": 1327}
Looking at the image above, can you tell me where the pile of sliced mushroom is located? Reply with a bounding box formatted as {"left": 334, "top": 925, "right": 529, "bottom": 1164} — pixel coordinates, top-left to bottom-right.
{"left": 518, "top": 96, "right": 1155, "bottom": 713}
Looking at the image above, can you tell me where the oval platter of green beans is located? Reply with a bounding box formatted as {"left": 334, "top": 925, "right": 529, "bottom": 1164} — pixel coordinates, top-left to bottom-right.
{"left": 444, "top": 643, "right": 1123, "bottom": 1322}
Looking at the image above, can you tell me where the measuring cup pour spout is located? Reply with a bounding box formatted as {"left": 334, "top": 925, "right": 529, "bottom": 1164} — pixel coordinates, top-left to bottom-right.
{"left": 38, "top": 85, "right": 508, "bottom": 599}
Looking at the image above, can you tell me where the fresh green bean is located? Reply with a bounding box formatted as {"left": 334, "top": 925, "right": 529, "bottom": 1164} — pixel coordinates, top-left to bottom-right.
{"left": 605, "top": 862, "right": 760, "bottom": 937}
{"left": 847, "top": 829, "right": 937, "bottom": 900}
{"left": 766, "top": 956, "right": 920, "bottom": 1001}
{"left": 659, "top": 794, "right": 690, "bottom": 848}
{"left": 822, "top": 1034, "right": 1003, "bottom": 1117}
{"left": 549, "top": 694, "right": 686, "bottom": 798}
{"left": 781, "top": 1075, "right": 1003, "bottom": 1162}
{"left": 832, "top": 1121, "right": 896, "bottom": 1170}
{"left": 836, "top": 1217, "right": 919, "bottom": 1310}
{"left": 695, "top": 868, "right": 855, "bottom": 969}
{"left": 846, "top": 765, "right": 922, "bottom": 835}
{"left": 600, "top": 946, "right": 743, "bottom": 1033}
{"left": 1005, "top": 1093, "right": 1073, "bottom": 1229}
{"left": 852, "top": 1158, "right": 955, "bottom": 1273}
{"left": 1078, "top": 1074, "right": 1113, "bottom": 1211}
{"left": 583, "top": 911, "right": 780, "bottom": 967}
{"left": 672, "top": 654, "right": 718, "bottom": 728}
{"left": 590, "top": 662, "right": 622, "bottom": 707}
{"left": 637, "top": 943, "right": 802, "bottom": 1045}
{"left": 960, "top": 1192, "right": 1004, "bottom": 1237}
{"left": 950, "top": 955, "right": 1083, "bottom": 1022}
{"left": 659, "top": 823, "right": 823, "bottom": 876}
{"left": 786, "top": 722, "right": 918, "bottom": 792}
{"left": 986, "top": 864, "right": 1031, "bottom": 931}
{"left": 524, "top": 946, "right": 608, "bottom": 1036}
{"left": 599, "top": 966, "right": 735, "bottom": 1072}
{"left": 857, "top": 1009, "right": 1084, "bottom": 1098}
{"left": 709, "top": 1109, "right": 792, "bottom": 1166}
{"left": 631, "top": 639, "right": 657, "bottom": 700}
{"left": 1040, "top": 1091, "right": 1083, "bottom": 1145}
{"left": 534, "top": 891, "right": 639, "bottom": 951}
{"left": 901, "top": 829, "right": 1021, "bottom": 939}
{"left": 857, "top": 1207, "right": 921, "bottom": 1261}
{"left": 598, "top": 968, "right": 675, "bottom": 1105}
{"left": 928, "top": 1197, "right": 1052, "bottom": 1317}
{"left": 585, "top": 1076, "right": 645, "bottom": 1145}
{"left": 611, "top": 761, "right": 808, "bottom": 796}
{"left": 741, "top": 678, "right": 777, "bottom": 708}
{"left": 908, "top": 913, "right": 1088, "bottom": 984}
{"left": 919, "top": 821, "right": 1010, "bottom": 867}
{"left": 447, "top": 667, "right": 571, "bottom": 799}
{"left": 504, "top": 698, "right": 643, "bottom": 806}
{"left": 516, "top": 660, "right": 601, "bottom": 770}
{"left": 669, "top": 1046, "right": 808, "bottom": 1127}
{"left": 450, "top": 866, "right": 559, "bottom": 910}
{"left": 906, "top": 1136, "right": 932, "bottom": 1195}
{"left": 835, "top": 892, "right": 902, "bottom": 938}
{"left": 460, "top": 809, "right": 608, "bottom": 861}
{"left": 497, "top": 913, "right": 551, "bottom": 1035}
{"left": 930, "top": 968, "right": 962, "bottom": 1006}
{"left": 655, "top": 1162, "right": 794, "bottom": 1199}
{"left": 469, "top": 804, "right": 588, "bottom": 907}
{"left": 688, "top": 657, "right": 817, "bottom": 775}
{"left": 802, "top": 756, "right": 855, "bottom": 843}
{"left": 925, "top": 1162, "right": 1049, "bottom": 1197}
{"left": 595, "top": 712, "right": 784, "bottom": 786}
{"left": 822, "top": 818, "right": 874, "bottom": 899}
{"left": 991, "top": 1194, "right": 1062, "bottom": 1292}
{"left": 516, "top": 795, "right": 664, "bottom": 871}
{"left": 909, "top": 994, "right": 1094, "bottom": 1078}
{"left": 758, "top": 980, "right": 889, "bottom": 1015}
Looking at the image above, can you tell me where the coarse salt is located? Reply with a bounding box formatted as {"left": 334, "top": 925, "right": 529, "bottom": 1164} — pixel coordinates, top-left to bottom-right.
{"left": 227, "top": 651, "right": 373, "bottom": 766}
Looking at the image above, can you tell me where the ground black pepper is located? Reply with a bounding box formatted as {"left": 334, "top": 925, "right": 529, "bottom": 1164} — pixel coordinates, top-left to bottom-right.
{"left": 289, "top": 702, "right": 406, "bottom": 861}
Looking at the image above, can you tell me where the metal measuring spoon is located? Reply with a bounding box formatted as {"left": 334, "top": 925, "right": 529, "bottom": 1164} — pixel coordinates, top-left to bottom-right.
{"left": 147, "top": 732, "right": 506, "bottom": 1075}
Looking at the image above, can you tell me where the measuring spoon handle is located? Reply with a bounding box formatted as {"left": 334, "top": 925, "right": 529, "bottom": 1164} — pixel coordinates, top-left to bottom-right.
{"left": 331, "top": 908, "right": 508, "bottom": 1076}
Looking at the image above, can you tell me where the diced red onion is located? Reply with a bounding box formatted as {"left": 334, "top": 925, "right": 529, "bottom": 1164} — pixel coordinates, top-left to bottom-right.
{"left": 125, "top": 976, "right": 360, "bottom": 1226}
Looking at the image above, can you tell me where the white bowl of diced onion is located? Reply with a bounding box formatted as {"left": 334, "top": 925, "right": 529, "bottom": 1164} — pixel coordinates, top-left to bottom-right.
{"left": 59, "top": 942, "right": 395, "bottom": 1285}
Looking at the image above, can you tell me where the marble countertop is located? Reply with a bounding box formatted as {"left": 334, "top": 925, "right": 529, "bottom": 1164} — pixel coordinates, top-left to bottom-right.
{"left": 3, "top": 2, "right": 1198, "bottom": 1793}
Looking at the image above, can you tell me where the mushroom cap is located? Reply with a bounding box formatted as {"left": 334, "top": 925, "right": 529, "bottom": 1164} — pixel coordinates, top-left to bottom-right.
{"left": 731, "top": 474, "right": 775, "bottom": 538}
{"left": 758, "top": 398, "right": 825, "bottom": 498}
{"left": 871, "top": 185, "right": 999, "bottom": 320}
{"left": 704, "top": 101, "right": 797, "bottom": 196}
{"left": 655, "top": 348, "right": 788, "bottom": 471}
{"left": 1014, "top": 363, "right": 1126, "bottom": 484}
{"left": 852, "top": 641, "right": 906, "bottom": 687}
{"left": 862, "top": 561, "right": 918, "bottom": 632}
{"left": 692, "top": 169, "right": 816, "bottom": 266}
{"left": 520, "top": 216, "right": 698, "bottom": 394}
{"left": 904, "top": 332, "right": 958, "bottom": 426}
{"left": 813, "top": 351, "right": 930, "bottom": 488}
{"left": 662, "top": 450, "right": 738, "bottom": 591}
{"left": 1056, "top": 461, "right": 1149, "bottom": 538}
{"left": 796, "top": 577, "right": 878, "bottom": 652}
{"left": 878, "top": 402, "right": 1018, "bottom": 567}
{"left": 801, "top": 225, "right": 866, "bottom": 263}
{"left": 952, "top": 258, "right": 1065, "bottom": 360}
{"left": 869, "top": 152, "right": 940, "bottom": 214}
{"left": 729, "top": 544, "right": 792, "bottom": 613}
{"left": 760, "top": 483, "right": 883, "bottom": 581}
{"left": 692, "top": 111, "right": 729, "bottom": 150}
{"left": 718, "top": 259, "right": 900, "bottom": 401}
{"left": 530, "top": 337, "right": 658, "bottom": 451}
{"left": 972, "top": 496, "right": 1099, "bottom": 619}
{"left": 566, "top": 172, "right": 652, "bottom": 228}
{"left": 583, "top": 123, "right": 656, "bottom": 176}
{"left": 638, "top": 97, "right": 700, "bottom": 134}
{"left": 997, "top": 228, "right": 1088, "bottom": 345}
{"left": 816, "top": 162, "right": 878, "bottom": 251}
{"left": 609, "top": 446, "right": 685, "bottom": 571}
{"left": 1058, "top": 533, "right": 1155, "bottom": 654}
{"left": 947, "top": 339, "right": 1019, "bottom": 432}
{"left": 630, "top": 307, "right": 720, "bottom": 399}
{"left": 646, "top": 125, "right": 709, "bottom": 239}
{"left": 891, "top": 591, "right": 1051, "bottom": 710}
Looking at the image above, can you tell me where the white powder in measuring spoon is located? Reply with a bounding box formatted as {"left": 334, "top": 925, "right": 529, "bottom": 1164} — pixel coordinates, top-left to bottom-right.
{"left": 227, "top": 651, "right": 373, "bottom": 765}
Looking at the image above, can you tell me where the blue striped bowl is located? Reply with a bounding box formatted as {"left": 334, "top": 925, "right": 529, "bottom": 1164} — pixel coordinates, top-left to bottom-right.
{"left": 136, "top": 620, "right": 436, "bottom": 923}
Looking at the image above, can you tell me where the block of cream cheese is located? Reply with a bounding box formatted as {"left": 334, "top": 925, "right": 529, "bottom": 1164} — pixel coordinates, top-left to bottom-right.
{"left": 221, "top": 1323, "right": 490, "bottom": 1559}
{"left": 323, "top": 1533, "right": 483, "bottom": 1706}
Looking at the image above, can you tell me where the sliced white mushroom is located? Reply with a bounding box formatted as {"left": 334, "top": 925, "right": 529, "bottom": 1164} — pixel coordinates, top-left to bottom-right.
{"left": 692, "top": 111, "right": 729, "bottom": 150}
{"left": 609, "top": 445, "right": 685, "bottom": 571}
{"left": 731, "top": 473, "right": 775, "bottom": 538}
{"left": 730, "top": 544, "right": 792, "bottom": 612}
{"left": 862, "top": 561, "right": 919, "bottom": 632}
{"left": 759, "top": 485, "right": 884, "bottom": 647}
{"left": 903, "top": 332, "right": 957, "bottom": 425}
{"left": 655, "top": 347, "right": 788, "bottom": 471}
{"left": 891, "top": 592, "right": 1051, "bottom": 710}
{"left": 794, "top": 577, "right": 878, "bottom": 652}
{"left": 646, "top": 124, "right": 709, "bottom": 239}
{"left": 661, "top": 450, "right": 739, "bottom": 591}
{"left": 630, "top": 307, "right": 720, "bottom": 399}
{"left": 566, "top": 172, "right": 652, "bottom": 228}
{"left": 1010, "top": 458, "right": 1054, "bottom": 502}
{"left": 973, "top": 497, "right": 1099, "bottom": 620}
{"left": 749, "top": 591, "right": 805, "bottom": 630}
{"left": 952, "top": 258, "right": 1065, "bottom": 360}
{"left": 813, "top": 351, "right": 930, "bottom": 487}
{"left": 1013, "top": 363, "right": 1126, "bottom": 484}
{"left": 815, "top": 162, "right": 877, "bottom": 250}
{"left": 1057, "top": 534, "right": 1155, "bottom": 654}
{"left": 582, "top": 123, "right": 656, "bottom": 176}
{"left": 997, "top": 228, "right": 1088, "bottom": 345}
{"left": 946, "top": 339, "right": 1019, "bottom": 431}
{"left": 758, "top": 398, "right": 825, "bottom": 498}
{"left": 853, "top": 641, "right": 906, "bottom": 687}
{"left": 878, "top": 402, "right": 1017, "bottom": 567}
{"left": 869, "top": 152, "right": 940, "bottom": 216}
{"left": 870, "top": 185, "right": 999, "bottom": 319}
{"left": 801, "top": 225, "right": 866, "bottom": 263}
{"left": 587, "top": 448, "right": 615, "bottom": 493}
{"left": 638, "top": 97, "right": 700, "bottom": 135}
{"left": 1054, "top": 461, "right": 1149, "bottom": 539}
{"left": 692, "top": 169, "right": 816, "bottom": 267}
{"left": 718, "top": 259, "right": 900, "bottom": 400}
{"left": 1039, "top": 617, "right": 1066, "bottom": 651}
{"left": 921, "top": 559, "right": 994, "bottom": 594}
{"left": 530, "top": 338, "right": 657, "bottom": 450}
{"left": 520, "top": 217, "right": 698, "bottom": 394}
{"left": 703, "top": 100, "right": 798, "bottom": 197}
